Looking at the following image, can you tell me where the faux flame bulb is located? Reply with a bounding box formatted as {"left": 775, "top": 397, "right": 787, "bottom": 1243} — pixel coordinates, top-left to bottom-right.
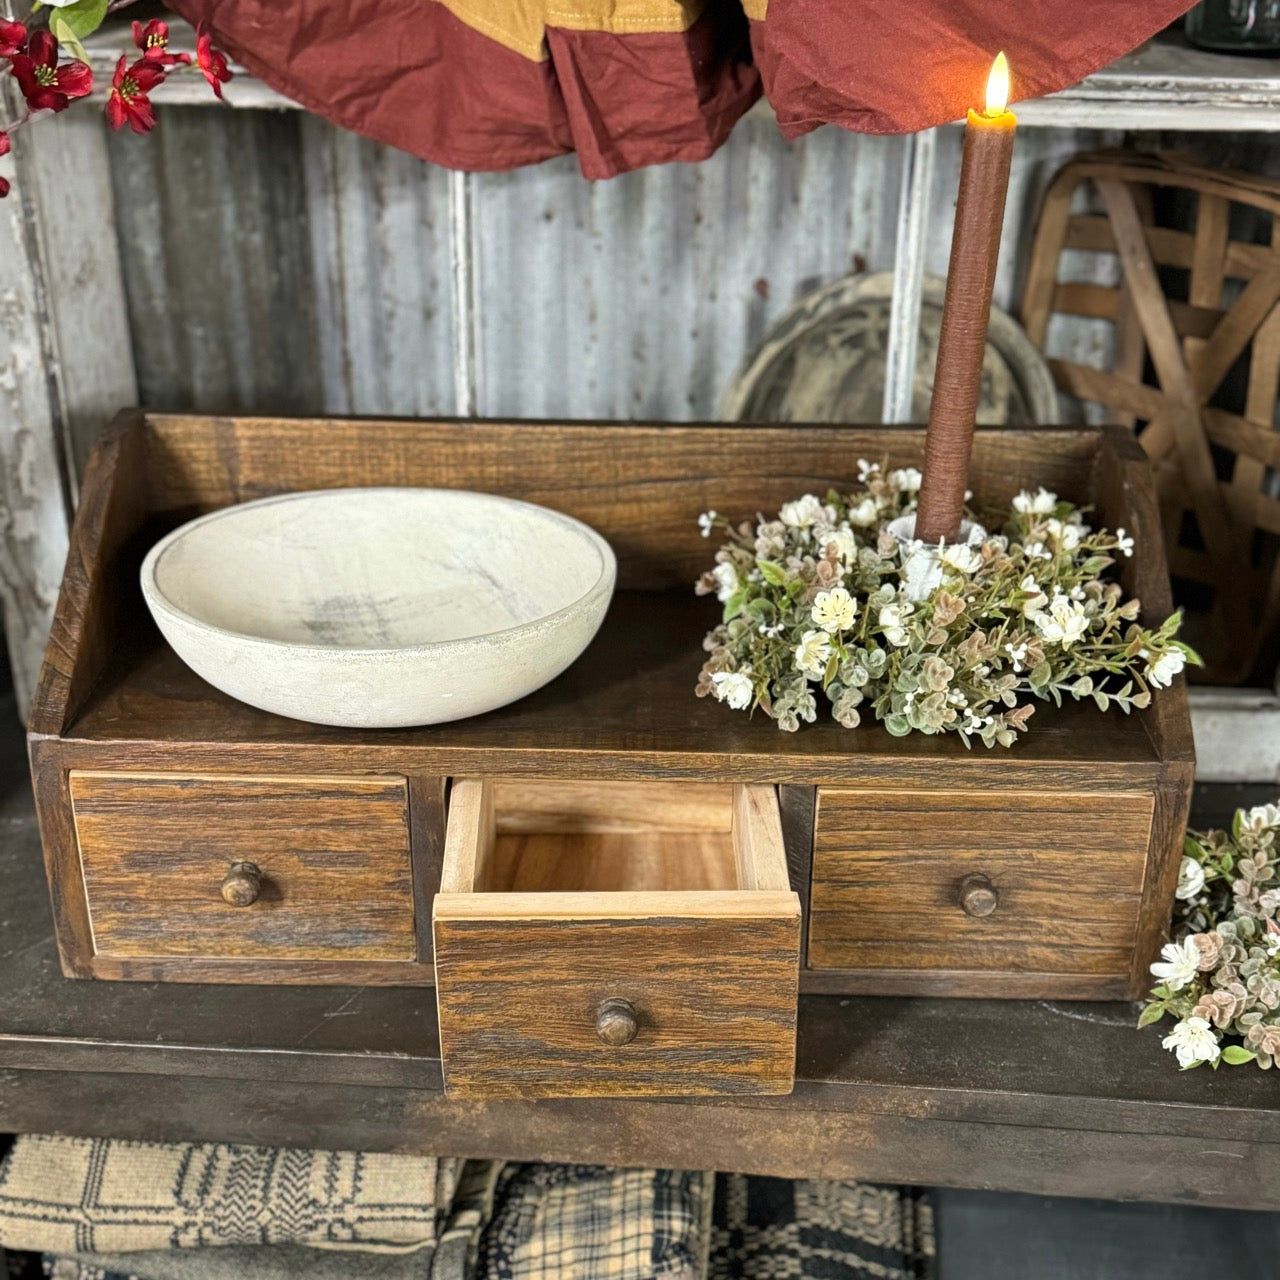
{"left": 985, "top": 51, "right": 1010, "bottom": 116}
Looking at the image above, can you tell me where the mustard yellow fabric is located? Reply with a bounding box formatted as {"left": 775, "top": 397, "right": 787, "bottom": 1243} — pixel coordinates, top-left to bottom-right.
{"left": 438, "top": 0, "right": 716, "bottom": 61}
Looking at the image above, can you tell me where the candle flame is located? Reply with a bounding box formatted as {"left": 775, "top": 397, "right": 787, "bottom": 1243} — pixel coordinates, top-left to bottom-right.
{"left": 985, "top": 51, "right": 1010, "bottom": 116}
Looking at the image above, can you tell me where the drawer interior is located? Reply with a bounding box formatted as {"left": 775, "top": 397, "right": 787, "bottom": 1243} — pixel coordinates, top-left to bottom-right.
{"left": 443, "top": 779, "right": 789, "bottom": 898}
{"left": 481, "top": 780, "right": 743, "bottom": 893}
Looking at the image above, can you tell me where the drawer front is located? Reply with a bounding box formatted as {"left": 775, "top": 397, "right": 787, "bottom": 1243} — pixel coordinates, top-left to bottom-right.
{"left": 808, "top": 787, "right": 1154, "bottom": 978}
{"left": 434, "top": 902, "right": 799, "bottom": 1098}
{"left": 71, "top": 772, "right": 415, "bottom": 961}
{"left": 433, "top": 778, "right": 800, "bottom": 1098}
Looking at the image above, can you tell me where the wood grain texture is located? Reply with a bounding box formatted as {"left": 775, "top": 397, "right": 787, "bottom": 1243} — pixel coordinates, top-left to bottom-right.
{"left": 808, "top": 786, "right": 1154, "bottom": 982}
{"left": 71, "top": 771, "right": 417, "bottom": 962}
{"left": 434, "top": 912, "right": 799, "bottom": 1098}
{"left": 433, "top": 777, "right": 800, "bottom": 1097}
{"left": 140, "top": 417, "right": 1101, "bottom": 592}
{"left": 29, "top": 416, "right": 1193, "bottom": 999}
{"left": 27, "top": 409, "right": 146, "bottom": 738}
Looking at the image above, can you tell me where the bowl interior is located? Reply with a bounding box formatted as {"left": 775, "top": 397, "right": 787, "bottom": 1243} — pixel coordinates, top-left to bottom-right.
{"left": 149, "top": 489, "right": 611, "bottom": 649}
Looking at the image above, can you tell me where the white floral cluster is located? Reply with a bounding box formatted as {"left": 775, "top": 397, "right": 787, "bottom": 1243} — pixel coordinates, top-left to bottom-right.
{"left": 1143, "top": 803, "right": 1280, "bottom": 1070}
{"left": 694, "top": 465, "right": 1195, "bottom": 746}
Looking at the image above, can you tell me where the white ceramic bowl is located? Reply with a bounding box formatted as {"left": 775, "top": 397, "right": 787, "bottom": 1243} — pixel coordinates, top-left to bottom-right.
{"left": 140, "top": 488, "right": 617, "bottom": 728}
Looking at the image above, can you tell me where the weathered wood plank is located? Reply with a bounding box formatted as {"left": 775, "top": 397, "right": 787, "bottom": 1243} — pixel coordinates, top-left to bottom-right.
{"left": 808, "top": 785, "right": 1152, "bottom": 982}
{"left": 70, "top": 771, "right": 417, "bottom": 962}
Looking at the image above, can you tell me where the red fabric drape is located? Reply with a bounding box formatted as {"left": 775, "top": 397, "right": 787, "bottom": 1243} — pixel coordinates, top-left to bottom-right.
{"left": 166, "top": 0, "right": 1198, "bottom": 178}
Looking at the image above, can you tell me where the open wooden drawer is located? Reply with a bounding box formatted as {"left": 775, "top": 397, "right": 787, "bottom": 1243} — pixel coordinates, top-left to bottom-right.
{"left": 432, "top": 779, "right": 801, "bottom": 1098}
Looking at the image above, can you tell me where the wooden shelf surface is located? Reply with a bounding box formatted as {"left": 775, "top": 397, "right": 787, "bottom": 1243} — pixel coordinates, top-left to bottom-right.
{"left": 4, "top": 707, "right": 1280, "bottom": 1206}
{"left": 62, "top": 591, "right": 1160, "bottom": 782}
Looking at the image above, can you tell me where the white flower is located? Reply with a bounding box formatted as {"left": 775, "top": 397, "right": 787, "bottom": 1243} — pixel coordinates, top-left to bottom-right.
{"left": 890, "top": 466, "right": 922, "bottom": 492}
{"left": 1019, "top": 574, "right": 1048, "bottom": 617}
{"left": 780, "top": 494, "right": 824, "bottom": 529}
{"left": 856, "top": 458, "right": 877, "bottom": 482}
{"left": 794, "top": 629, "right": 833, "bottom": 679}
{"left": 1161, "top": 1016, "right": 1220, "bottom": 1068}
{"left": 812, "top": 587, "right": 857, "bottom": 634}
{"left": 710, "top": 670, "right": 754, "bottom": 710}
{"left": 1032, "top": 595, "right": 1089, "bottom": 648}
{"left": 1060, "top": 522, "right": 1082, "bottom": 552}
{"left": 1115, "top": 527, "right": 1135, "bottom": 557}
{"left": 1243, "top": 804, "right": 1280, "bottom": 834}
{"left": 1024, "top": 540, "right": 1052, "bottom": 561}
{"left": 1175, "top": 856, "right": 1206, "bottom": 902}
{"left": 939, "top": 541, "right": 982, "bottom": 574}
{"left": 711, "top": 561, "right": 739, "bottom": 603}
{"left": 1265, "top": 927, "right": 1280, "bottom": 958}
{"left": 878, "top": 601, "right": 914, "bottom": 647}
{"left": 819, "top": 524, "right": 858, "bottom": 563}
{"left": 1142, "top": 648, "right": 1185, "bottom": 689}
{"left": 1150, "top": 937, "right": 1201, "bottom": 992}
{"left": 848, "top": 497, "right": 879, "bottom": 528}
{"left": 698, "top": 511, "right": 717, "bottom": 538}
{"left": 1005, "top": 642, "right": 1028, "bottom": 673}
{"left": 1013, "top": 486, "right": 1057, "bottom": 515}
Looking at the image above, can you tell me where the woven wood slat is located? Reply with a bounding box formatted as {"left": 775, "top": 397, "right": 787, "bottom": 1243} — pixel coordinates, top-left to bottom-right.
{"left": 1023, "top": 151, "right": 1280, "bottom": 686}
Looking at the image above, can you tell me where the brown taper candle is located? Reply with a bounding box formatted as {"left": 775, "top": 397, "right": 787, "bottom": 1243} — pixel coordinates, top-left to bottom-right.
{"left": 915, "top": 57, "right": 1016, "bottom": 545}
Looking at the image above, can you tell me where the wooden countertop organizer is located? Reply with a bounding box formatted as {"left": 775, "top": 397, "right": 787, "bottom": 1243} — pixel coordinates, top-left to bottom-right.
{"left": 29, "top": 412, "right": 1194, "bottom": 1099}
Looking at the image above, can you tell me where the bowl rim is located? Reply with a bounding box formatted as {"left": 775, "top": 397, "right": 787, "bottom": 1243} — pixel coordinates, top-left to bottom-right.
{"left": 140, "top": 486, "right": 617, "bottom": 657}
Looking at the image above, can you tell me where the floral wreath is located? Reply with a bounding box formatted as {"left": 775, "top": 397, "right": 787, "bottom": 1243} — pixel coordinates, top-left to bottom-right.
{"left": 695, "top": 462, "right": 1196, "bottom": 747}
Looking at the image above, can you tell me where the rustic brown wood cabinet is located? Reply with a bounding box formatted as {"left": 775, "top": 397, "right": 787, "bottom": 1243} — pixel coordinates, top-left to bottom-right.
{"left": 27, "top": 413, "right": 1194, "bottom": 1097}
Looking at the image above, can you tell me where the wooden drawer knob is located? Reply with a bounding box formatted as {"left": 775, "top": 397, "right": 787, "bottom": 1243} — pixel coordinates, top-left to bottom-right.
{"left": 220, "top": 861, "right": 262, "bottom": 907}
{"left": 959, "top": 873, "right": 998, "bottom": 917}
{"left": 595, "top": 998, "right": 639, "bottom": 1047}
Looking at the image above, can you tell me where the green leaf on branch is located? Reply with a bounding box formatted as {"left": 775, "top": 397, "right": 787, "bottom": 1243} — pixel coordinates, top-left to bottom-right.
{"left": 756, "top": 559, "right": 788, "bottom": 587}
{"left": 1221, "top": 1045, "right": 1258, "bottom": 1065}
{"left": 48, "top": 0, "right": 108, "bottom": 58}
{"left": 722, "top": 588, "right": 747, "bottom": 623}
{"left": 1136, "top": 1003, "right": 1166, "bottom": 1029}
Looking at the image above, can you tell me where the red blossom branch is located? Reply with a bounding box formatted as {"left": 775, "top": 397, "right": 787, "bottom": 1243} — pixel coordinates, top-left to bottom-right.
{"left": 0, "top": 10, "right": 233, "bottom": 196}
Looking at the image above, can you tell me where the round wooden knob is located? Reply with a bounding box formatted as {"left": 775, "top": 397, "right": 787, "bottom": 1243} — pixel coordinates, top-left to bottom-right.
{"left": 221, "top": 861, "right": 262, "bottom": 907}
{"left": 959, "top": 873, "right": 998, "bottom": 917}
{"left": 595, "top": 998, "right": 639, "bottom": 1047}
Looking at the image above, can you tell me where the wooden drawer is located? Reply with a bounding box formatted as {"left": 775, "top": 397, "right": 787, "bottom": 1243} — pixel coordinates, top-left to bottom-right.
{"left": 808, "top": 787, "right": 1155, "bottom": 991}
{"left": 70, "top": 772, "right": 416, "bottom": 962}
{"left": 433, "top": 779, "right": 801, "bottom": 1099}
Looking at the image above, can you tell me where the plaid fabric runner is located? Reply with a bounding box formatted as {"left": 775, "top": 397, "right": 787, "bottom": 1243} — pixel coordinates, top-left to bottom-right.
{"left": 480, "top": 1165, "right": 712, "bottom": 1280}
{"left": 4, "top": 1139, "right": 935, "bottom": 1280}
{"left": 710, "top": 1175, "right": 935, "bottom": 1280}
{"left": 0, "top": 1137, "right": 454, "bottom": 1255}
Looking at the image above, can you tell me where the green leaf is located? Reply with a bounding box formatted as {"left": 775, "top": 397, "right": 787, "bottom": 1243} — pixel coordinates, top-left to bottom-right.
{"left": 1092, "top": 688, "right": 1111, "bottom": 712}
{"left": 48, "top": 0, "right": 108, "bottom": 51}
{"left": 756, "top": 559, "right": 788, "bottom": 587}
{"left": 1028, "top": 661, "right": 1052, "bottom": 689}
{"left": 883, "top": 713, "right": 912, "bottom": 737}
{"left": 1221, "top": 1045, "right": 1258, "bottom": 1065}
{"left": 1233, "top": 808, "right": 1246, "bottom": 842}
{"left": 1184, "top": 835, "right": 1208, "bottom": 862}
{"left": 721, "top": 588, "right": 747, "bottom": 623}
{"left": 1137, "top": 1003, "right": 1167, "bottom": 1029}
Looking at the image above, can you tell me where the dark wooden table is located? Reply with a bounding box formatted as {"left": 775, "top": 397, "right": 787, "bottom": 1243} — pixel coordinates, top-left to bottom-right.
{"left": 1, "top": 716, "right": 1276, "bottom": 1210}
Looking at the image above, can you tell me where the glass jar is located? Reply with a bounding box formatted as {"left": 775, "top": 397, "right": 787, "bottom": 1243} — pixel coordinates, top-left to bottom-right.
{"left": 1185, "top": 0, "right": 1280, "bottom": 52}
